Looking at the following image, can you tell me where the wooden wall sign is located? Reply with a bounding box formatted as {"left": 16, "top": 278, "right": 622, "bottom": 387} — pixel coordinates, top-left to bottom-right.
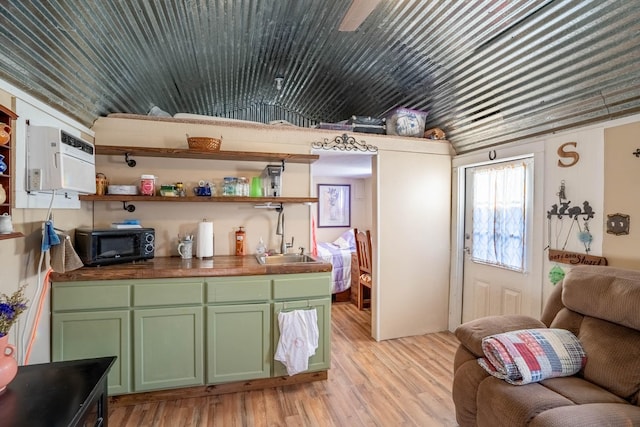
{"left": 557, "top": 142, "right": 580, "bottom": 167}
{"left": 548, "top": 249, "right": 608, "bottom": 266}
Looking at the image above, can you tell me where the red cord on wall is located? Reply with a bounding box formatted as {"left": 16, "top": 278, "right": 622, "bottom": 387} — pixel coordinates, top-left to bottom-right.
{"left": 24, "top": 268, "right": 52, "bottom": 365}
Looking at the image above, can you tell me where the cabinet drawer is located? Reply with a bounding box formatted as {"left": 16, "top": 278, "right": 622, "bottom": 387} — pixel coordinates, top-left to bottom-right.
{"left": 133, "top": 280, "right": 203, "bottom": 306}
{"left": 206, "top": 277, "right": 271, "bottom": 303}
{"left": 272, "top": 273, "right": 331, "bottom": 300}
{"left": 52, "top": 283, "right": 131, "bottom": 311}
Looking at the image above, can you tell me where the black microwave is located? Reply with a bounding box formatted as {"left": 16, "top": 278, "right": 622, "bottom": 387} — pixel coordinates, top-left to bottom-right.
{"left": 75, "top": 228, "right": 155, "bottom": 266}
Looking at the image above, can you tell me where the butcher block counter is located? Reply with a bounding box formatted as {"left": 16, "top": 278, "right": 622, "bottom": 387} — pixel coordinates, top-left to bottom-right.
{"left": 49, "top": 255, "right": 332, "bottom": 282}
{"left": 50, "top": 255, "right": 333, "bottom": 400}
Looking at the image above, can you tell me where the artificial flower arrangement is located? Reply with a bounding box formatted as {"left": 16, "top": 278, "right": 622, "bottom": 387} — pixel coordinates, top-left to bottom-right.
{"left": 0, "top": 285, "right": 28, "bottom": 338}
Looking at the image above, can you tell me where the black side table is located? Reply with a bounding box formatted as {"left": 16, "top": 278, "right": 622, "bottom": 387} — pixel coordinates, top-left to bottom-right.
{"left": 0, "top": 356, "right": 116, "bottom": 427}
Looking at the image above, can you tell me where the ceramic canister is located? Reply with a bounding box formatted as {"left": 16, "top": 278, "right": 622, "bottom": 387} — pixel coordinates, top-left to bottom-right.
{"left": 0, "top": 213, "right": 13, "bottom": 234}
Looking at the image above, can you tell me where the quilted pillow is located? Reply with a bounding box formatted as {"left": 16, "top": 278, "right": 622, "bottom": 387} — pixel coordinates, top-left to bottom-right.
{"left": 478, "top": 328, "right": 587, "bottom": 385}
{"left": 333, "top": 229, "right": 356, "bottom": 251}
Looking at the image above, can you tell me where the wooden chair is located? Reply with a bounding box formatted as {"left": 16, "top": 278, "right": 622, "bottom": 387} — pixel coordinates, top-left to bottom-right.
{"left": 354, "top": 228, "right": 372, "bottom": 310}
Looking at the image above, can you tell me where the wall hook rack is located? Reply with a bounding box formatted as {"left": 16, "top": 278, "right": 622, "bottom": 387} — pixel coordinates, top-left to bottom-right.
{"left": 546, "top": 200, "right": 594, "bottom": 220}
{"left": 311, "top": 133, "right": 378, "bottom": 153}
{"left": 547, "top": 180, "right": 594, "bottom": 219}
{"left": 633, "top": 148, "right": 640, "bottom": 158}
{"left": 122, "top": 202, "right": 136, "bottom": 212}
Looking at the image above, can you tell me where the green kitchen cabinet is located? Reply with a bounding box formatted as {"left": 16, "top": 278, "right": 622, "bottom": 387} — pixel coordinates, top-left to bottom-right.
{"left": 271, "top": 273, "right": 332, "bottom": 377}
{"left": 51, "top": 280, "right": 132, "bottom": 395}
{"left": 272, "top": 297, "right": 331, "bottom": 376}
{"left": 51, "top": 271, "right": 331, "bottom": 395}
{"left": 133, "top": 306, "right": 204, "bottom": 391}
{"left": 206, "top": 303, "right": 271, "bottom": 383}
{"left": 205, "top": 276, "right": 272, "bottom": 383}
{"left": 132, "top": 280, "right": 205, "bottom": 392}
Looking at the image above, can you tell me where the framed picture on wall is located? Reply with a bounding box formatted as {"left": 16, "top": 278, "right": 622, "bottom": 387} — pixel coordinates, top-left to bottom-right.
{"left": 317, "top": 184, "right": 351, "bottom": 228}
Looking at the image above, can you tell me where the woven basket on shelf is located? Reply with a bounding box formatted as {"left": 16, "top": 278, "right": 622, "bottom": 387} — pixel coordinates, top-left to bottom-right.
{"left": 186, "top": 135, "right": 222, "bottom": 152}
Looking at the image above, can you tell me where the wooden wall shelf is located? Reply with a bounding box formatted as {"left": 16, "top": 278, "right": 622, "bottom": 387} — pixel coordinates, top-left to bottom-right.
{"left": 96, "top": 145, "right": 319, "bottom": 165}
{"left": 80, "top": 195, "right": 318, "bottom": 204}
{"left": 0, "top": 232, "right": 24, "bottom": 240}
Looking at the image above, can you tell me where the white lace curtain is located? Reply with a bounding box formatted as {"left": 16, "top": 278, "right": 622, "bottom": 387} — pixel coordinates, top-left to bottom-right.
{"left": 471, "top": 161, "right": 527, "bottom": 271}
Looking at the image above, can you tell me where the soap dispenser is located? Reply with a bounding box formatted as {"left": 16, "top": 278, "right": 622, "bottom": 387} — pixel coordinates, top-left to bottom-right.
{"left": 256, "top": 237, "right": 266, "bottom": 255}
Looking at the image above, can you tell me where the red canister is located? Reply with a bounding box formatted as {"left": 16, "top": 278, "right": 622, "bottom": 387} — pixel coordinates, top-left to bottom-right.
{"left": 140, "top": 174, "right": 156, "bottom": 196}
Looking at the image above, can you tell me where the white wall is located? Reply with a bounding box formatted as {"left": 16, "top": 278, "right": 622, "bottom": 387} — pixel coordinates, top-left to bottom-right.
{"left": 0, "top": 81, "right": 93, "bottom": 365}
{"left": 374, "top": 143, "right": 452, "bottom": 340}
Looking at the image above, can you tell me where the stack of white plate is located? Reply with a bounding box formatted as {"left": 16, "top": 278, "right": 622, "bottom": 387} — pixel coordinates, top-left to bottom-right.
{"left": 107, "top": 185, "right": 138, "bottom": 195}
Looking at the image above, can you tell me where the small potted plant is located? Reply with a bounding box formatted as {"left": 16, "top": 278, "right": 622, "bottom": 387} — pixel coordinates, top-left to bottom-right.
{"left": 0, "top": 285, "right": 27, "bottom": 393}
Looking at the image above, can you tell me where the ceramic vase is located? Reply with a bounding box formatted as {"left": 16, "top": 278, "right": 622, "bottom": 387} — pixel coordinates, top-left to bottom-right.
{"left": 0, "top": 155, "right": 6, "bottom": 174}
{"left": 0, "top": 335, "right": 17, "bottom": 393}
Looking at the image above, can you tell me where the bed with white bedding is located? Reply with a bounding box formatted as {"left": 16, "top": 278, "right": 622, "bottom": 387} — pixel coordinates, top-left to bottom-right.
{"left": 316, "top": 229, "right": 356, "bottom": 294}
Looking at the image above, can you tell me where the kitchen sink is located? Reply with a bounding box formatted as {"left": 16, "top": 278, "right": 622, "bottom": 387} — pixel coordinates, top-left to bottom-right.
{"left": 256, "top": 253, "right": 320, "bottom": 265}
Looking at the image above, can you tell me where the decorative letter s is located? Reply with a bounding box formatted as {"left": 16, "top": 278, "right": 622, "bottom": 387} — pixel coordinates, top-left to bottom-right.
{"left": 557, "top": 142, "right": 579, "bottom": 167}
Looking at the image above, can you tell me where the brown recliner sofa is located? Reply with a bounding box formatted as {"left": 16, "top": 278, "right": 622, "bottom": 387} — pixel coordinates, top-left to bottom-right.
{"left": 453, "top": 265, "right": 640, "bottom": 426}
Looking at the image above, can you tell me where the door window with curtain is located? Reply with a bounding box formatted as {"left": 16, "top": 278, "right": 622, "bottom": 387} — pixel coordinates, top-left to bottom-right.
{"left": 471, "top": 160, "right": 529, "bottom": 272}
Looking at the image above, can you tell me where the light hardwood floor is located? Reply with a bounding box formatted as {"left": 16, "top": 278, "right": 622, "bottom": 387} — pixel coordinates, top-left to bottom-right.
{"left": 109, "top": 302, "right": 460, "bottom": 426}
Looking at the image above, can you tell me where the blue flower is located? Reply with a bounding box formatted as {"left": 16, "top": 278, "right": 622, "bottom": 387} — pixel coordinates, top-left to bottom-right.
{"left": 0, "top": 302, "right": 15, "bottom": 320}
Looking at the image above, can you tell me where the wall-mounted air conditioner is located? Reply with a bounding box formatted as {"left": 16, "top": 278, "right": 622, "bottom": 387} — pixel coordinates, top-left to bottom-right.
{"left": 26, "top": 126, "right": 96, "bottom": 194}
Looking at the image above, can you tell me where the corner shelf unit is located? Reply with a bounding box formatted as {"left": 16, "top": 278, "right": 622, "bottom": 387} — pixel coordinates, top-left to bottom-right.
{"left": 0, "top": 104, "right": 23, "bottom": 240}
{"left": 80, "top": 145, "right": 320, "bottom": 210}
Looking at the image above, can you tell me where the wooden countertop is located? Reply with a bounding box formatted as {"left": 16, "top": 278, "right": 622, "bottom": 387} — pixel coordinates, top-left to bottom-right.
{"left": 49, "top": 255, "right": 332, "bottom": 282}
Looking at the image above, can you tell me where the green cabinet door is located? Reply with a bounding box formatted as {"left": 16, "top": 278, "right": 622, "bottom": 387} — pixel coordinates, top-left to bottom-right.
{"left": 206, "top": 303, "right": 271, "bottom": 383}
{"left": 272, "top": 298, "right": 331, "bottom": 377}
{"left": 52, "top": 310, "right": 131, "bottom": 395}
{"left": 133, "top": 306, "right": 204, "bottom": 391}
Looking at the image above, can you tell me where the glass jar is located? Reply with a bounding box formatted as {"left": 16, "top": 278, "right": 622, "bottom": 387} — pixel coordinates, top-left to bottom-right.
{"left": 236, "top": 177, "right": 249, "bottom": 197}
{"left": 140, "top": 174, "right": 156, "bottom": 196}
{"left": 175, "top": 182, "right": 186, "bottom": 197}
{"left": 223, "top": 177, "right": 236, "bottom": 196}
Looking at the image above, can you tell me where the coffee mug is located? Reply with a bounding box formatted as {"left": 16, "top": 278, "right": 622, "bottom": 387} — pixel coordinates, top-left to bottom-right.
{"left": 177, "top": 239, "right": 193, "bottom": 259}
{"left": 0, "top": 122, "right": 11, "bottom": 146}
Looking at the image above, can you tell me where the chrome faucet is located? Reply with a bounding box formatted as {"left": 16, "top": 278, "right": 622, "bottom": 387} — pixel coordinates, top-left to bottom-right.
{"left": 276, "top": 205, "right": 293, "bottom": 254}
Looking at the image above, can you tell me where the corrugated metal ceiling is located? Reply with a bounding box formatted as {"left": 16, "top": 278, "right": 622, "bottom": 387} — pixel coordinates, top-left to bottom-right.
{"left": 1, "top": 0, "right": 639, "bottom": 154}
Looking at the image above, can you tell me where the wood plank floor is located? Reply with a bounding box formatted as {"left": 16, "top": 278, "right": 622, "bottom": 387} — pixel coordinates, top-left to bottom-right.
{"left": 109, "top": 302, "right": 460, "bottom": 426}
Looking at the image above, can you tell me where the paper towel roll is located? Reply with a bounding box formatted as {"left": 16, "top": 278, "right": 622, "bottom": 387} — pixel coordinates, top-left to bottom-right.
{"left": 197, "top": 220, "right": 214, "bottom": 258}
